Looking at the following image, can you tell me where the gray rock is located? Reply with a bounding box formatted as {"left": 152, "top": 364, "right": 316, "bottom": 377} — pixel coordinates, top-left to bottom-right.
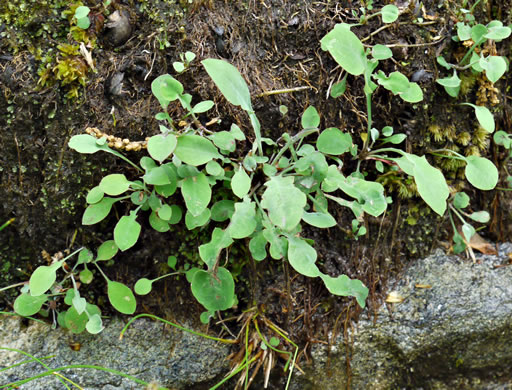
{"left": 293, "top": 243, "right": 512, "bottom": 389}
{"left": 105, "top": 10, "right": 132, "bottom": 47}
{"left": 0, "top": 316, "right": 229, "bottom": 389}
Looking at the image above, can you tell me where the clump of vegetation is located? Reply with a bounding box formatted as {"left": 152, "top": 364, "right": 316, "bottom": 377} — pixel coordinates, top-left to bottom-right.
{"left": 35, "top": 2, "right": 99, "bottom": 99}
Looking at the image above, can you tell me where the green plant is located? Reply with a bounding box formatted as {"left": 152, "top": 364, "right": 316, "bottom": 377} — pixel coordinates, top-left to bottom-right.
{"left": 0, "top": 218, "right": 14, "bottom": 233}
{"left": 173, "top": 51, "right": 196, "bottom": 73}
{"left": 65, "top": 59, "right": 372, "bottom": 326}
{"left": 436, "top": 15, "right": 510, "bottom": 133}
{"left": 321, "top": 22, "right": 498, "bottom": 249}
{"left": 73, "top": 5, "right": 90, "bottom": 30}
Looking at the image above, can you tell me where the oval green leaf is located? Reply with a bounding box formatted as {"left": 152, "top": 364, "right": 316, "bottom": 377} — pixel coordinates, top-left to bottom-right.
{"left": 174, "top": 135, "right": 220, "bottom": 166}
{"left": 99, "top": 174, "right": 130, "bottom": 196}
{"left": 317, "top": 128, "right": 352, "bottom": 155}
{"left": 231, "top": 166, "right": 251, "bottom": 198}
{"left": 114, "top": 214, "right": 141, "bottom": 251}
{"left": 191, "top": 268, "right": 235, "bottom": 311}
{"left": 147, "top": 134, "right": 177, "bottom": 163}
{"left": 465, "top": 156, "right": 498, "bottom": 190}
{"left": 107, "top": 280, "right": 136, "bottom": 314}
{"left": 82, "top": 197, "right": 117, "bottom": 225}
{"left": 14, "top": 293, "right": 47, "bottom": 316}
{"left": 181, "top": 172, "right": 211, "bottom": 217}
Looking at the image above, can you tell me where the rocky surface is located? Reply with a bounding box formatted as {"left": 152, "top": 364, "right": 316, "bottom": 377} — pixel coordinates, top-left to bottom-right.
{"left": 3, "top": 245, "right": 512, "bottom": 389}
{"left": 292, "top": 243, "right": 512, "bottom": 389}
{"left": 0, "top": 316, "right": 229, "bottom": 389}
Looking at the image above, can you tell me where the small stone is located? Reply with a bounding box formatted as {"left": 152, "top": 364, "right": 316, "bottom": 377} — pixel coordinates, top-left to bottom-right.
{"left": 107, "top": 72, "right": 124, "bottom": 96}
{"left": 105, "top": 10, "right": 132, "bottom": 47}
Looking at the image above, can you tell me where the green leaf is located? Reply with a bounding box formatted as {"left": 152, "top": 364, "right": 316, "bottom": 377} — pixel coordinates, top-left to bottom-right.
{"left": 64, "top": 306, "right": 88, "bottom": 334}
{"left": 249, "top": 231, "right": 267, "bottom": 261}
{"left": 436, "top": 56, "right": 451, "bottom": 70}
{"left": 230, "top": 124, "right": 246, "bottom": 141}
{"left": 381, "top": 134, "right": 407, "bottom": 144}
{"left": 77, "top": 248, "right": 93, "bottom": 265}
{"left": 400, "top": 82, "right": 423, "bottom": 103}
{"left": 86, "top": 314, "right": 103, "bottom": 334}
{"left": 461, "top": 103, "right": 495, "bottom": 133}
{"left": 320, "top": 274, "right": 369, "bottom": 308}
{"left": 287, "top": 236, "right": 321, "bottom": 277}
{"left": 173, "top": 61, "right": 185, "bottom": 73}
{"left": 151, "top": 74, "right": 184, "bottom": 110}
{"left": 76, "top": 17, "right": 90, "bottom": 29}
{"left": 453, "top": 192, "right": 470, "bottom": 209}
{"left": 211, "top": 200, "right": 235, "bottom": 222}
{"left": 206, "top": 160, "right": 224, "bottom": 176}
{"left": 269, "top": 337, "right": 280, "bottom": 347}
{"left": 185, "top": 51, "right": 196, "bottom": 62}
{"left": 185, "top": 208, "right": 210, "bottom": 229}
{"left": 191, "top": 268, "right": 235, "bottom": 311}
{"left": 335, "top": 176, "right": 387, "bottom": 217}
{"left": 143, "top": 166, "right": 171, "bottom": 185}
{"left": 231, "top": 166, "right": 251, "bottom": 198}
{"left": 437, "top": 71, "right": 461, "bottom": 97}
{"left": 465, "top": 156, "right": 498, "bottom": 190}
{"left": 174, "top": 135, "right": 220, "bottom": 166}
{"left": 134, "top": 278, "right": 153, "bottom": 295}
{"left": 261, "top": 176, "right": 307, "bottom": 232}
{"left": 69, "top": 134, "right": 106, "bottom": 154}
{"left": 479, "top": 56, "right": 507, "bottom": 83}
{"left": 330, "top": 77, "right": 347, "bottom": 98}
{"left": 107, "top": 280, "right": 136, "bottom": 314}
{"left": 114, "top": 213, "right": 141, "bottom": 251}
{"left": 462, "top": 222, "right": 476, "bottom": 242}
{"left": 228, "top": 201, "right": 257, "bottom": 239}
{"left": 74, "top": 6, "right": 90, "bottom": 19}
{"left": 14, "top": 293, "right": 47, "bottom": 316}
{"left": 374, "top": 71, "right": 409, "bottom": 93}
{"left": 168, "top": 205, "right": 183, "bottom": 224}
{"left": 96, "top": 240, "right": 118, "bottom": 261}
{"left": 381, "top": 4, "right": 399, "bottom": 23}
{"left": 317, "top": 128, "right": 352, "bottom": 155}
{"left": 72, "top": 291, "right": 87, "bottom": 314}
{"left": 457, "top": 22, "right": 471, "bottom": 41}
{"left": 485, "top": 25, "right": 511, "bottom": 41}
{"left": 199, "top": 228, "right": 233, "bottom": 269}
{"left": 192, "top": 100, "right": 215, "bottom": 114}
{"left": 263, "top": 227, "right": 286, "bottom": 260}
{"left": 86, "top": 186, "right": 104, "bottom": 204}
{"left": 168, "top": 255, "right": 177, "bottom": 269}
{"left": 396, "top": 154, "right": 449, "bottom": 215}
{"left": 158, "top": 204, "right": 173, "bottom": 220}
{"left": 29, "top": 264, "right": 58, "bottom": 297}
{"left": 149, "top": 210, "right": 170, "bottom": 232}
{"left": 147, "top": 134, "right": 177, "bottom": 163}
{"left": 79, "top": 268, "right": 93, "bottom": 284}
{"left": 372, "top": 44, "right": 392, "bottom": 60}
{"left": 99, "top": 174, "right": 130, "bottom": 196}
{"left": 301, "top": 106, "right": 320, "bottom": 129}
{"left": 209, "top": 131, "right": 236, "bottom": 152}
{"left": 321, "top": 23, "right": 366, "bottom": 76}
{"left": 468, "top": 211, "right": 490, "bottom": 223}
{"left": 181, "top": 172, "right": 211, "bottom": 216}
{"left": 494, "top": 130, "right": 511, "bottom": 148}
{"left": 82, "top": 197, "right": 117, "bottom": 225}
{"left": 471, "top": 24, "right": 488, "bottom": 44}
{"left": 302, "top": 211, "right": 337, "bottom": 228}
{"left": 202, "top": 59, "right": 253, "bottom": 111}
